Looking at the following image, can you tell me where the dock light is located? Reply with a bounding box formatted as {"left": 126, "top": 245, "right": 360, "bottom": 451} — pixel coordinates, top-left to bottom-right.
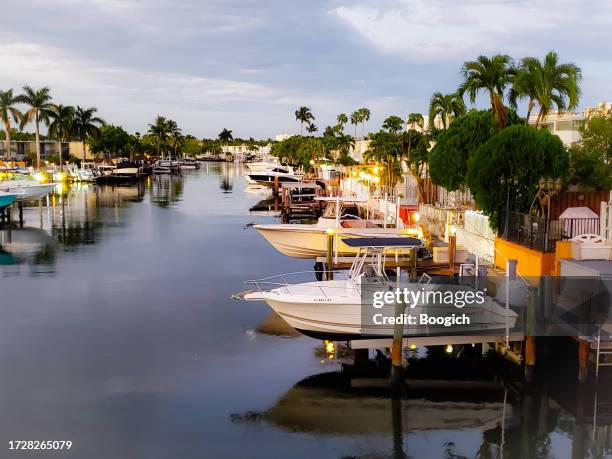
{"left": 373, "top": 166, "right": 380, "bottom": 175}
{"left": 445, "top": 344, "right": 453, "bottom": 354}
{"left": 325, "top": 228, "right": 336, "bottom": 235}
{"left": 409, "top": 344, "right": 417, "bottom": 350}
{"left": 359, "top": 171, "right": 366, "bottom": 179}
{"left": 449, "top": 224, "right": 457, "bottom": 236}
{"left": 33, "top": 172, "right": 46, "bottom": 183}
{"left": 413, "top": 212, "right": 420, "bottom": 223}
{"left": 352, "top": 170, "right": 357, "bottom": 177}
{"left": 325, "top": 340, "right": 335, "bottom": 354}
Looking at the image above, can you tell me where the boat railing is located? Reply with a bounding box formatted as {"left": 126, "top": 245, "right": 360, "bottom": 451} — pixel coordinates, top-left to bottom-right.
{"left": 244, "top": 270, "right": 352, "bottom": 297}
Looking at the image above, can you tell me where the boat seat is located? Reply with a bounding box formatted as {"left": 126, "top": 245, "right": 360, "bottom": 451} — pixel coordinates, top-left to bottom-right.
{"left": 340, "top": 220, "right": 379, "bottom": 228}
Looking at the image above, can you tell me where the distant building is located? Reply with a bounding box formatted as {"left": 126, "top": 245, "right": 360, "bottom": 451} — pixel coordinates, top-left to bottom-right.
{"left": 0, "top": 140, "right": 92, "bottom": 161}
{"left": 221, "top": 143, "right": 271, "bottom": 161}
{"left": 529, "top": 101, "right": 612, "bottom": 146}
{"left": 275, "top": 133, "right": 291, "bottom": 142}
{"left": 349, "top": 139, "right": 371, "bottom": 163}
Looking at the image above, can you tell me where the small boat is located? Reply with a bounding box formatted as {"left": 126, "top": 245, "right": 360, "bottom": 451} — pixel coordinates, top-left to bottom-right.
{"left": 112, "top": 161, "right": 141, "bottom": 178}
{"left": 179, "top": 158, "right": 200, "bottom": 170}
{"left": 241, "top": 238, "right": 518, "bottom": 340}
{"left": 246, "top": 166, "right": 302, "bottom": 186}
{"left": 0, "top": 191, "right": 17, "bottom": 208}
{"left": 153, "top": 160, "right": 172, "bottom": 174}
{"left": 0, "top": 174, "right": 55, "bottom": 201}
{"left": 253, "top": 197, "right": 417, "bottom": 259}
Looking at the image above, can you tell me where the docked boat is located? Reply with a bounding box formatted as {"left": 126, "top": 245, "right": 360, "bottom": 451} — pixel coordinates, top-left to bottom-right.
{"left": 112, "top": 161, "right": 141, "bottom": 178}
{"left": 244, "top": 160, "right": 287, "bottom": 172}
{"left": 241, "top": 238, "right": 519, "bottom": 340}
{"left": 254, "top": 197, "right": 418, "bottom": 259}
{"left": 246, "top": 166, "right": 302, "bottom": 186}
{"left": 0, "top": 191, "right": 17, "bottom": 208}
{"left": 179, "top": 158, "right": 200, "bottom": 170}
{"left": 0, "top": 174, "right": 55, "bottom": 201}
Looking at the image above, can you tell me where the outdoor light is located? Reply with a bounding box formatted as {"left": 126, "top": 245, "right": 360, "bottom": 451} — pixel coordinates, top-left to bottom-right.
{"left": 373, "top": 166, "right": 380, "bottom": 175}
{"left": 325, "top": 228, "right": 336, "bottom": 235}
{"left": 352, "top": 170, "right": 357, "bottom": 177}
{"left": 372, "top": 176, "right": 380, "bottom": 184}
{"left": 413, "top": 212, "right": 420, "bottom": 223}
{"left": 409, "top": 344, "right": 417, "bottom": 350}
{"left": 445, "top": 345, "right": 453, "bottom": 354}
{"left": 359, "top": 171, "right": 366, "bottom": 179}
{"left": 449, "top": 224, "right": 457, "bottom": 236}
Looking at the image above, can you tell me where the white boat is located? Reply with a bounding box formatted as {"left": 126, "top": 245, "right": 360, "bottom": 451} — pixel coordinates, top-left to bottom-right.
{"left": 112, "top": 161, "right": 140, "bottom": 177}
{"left": 246, "top": 166, "right": 302, "bottom": 186}
{"left": 242, "top": 238, "right": 518, "bottom": 340}
{"left": 179, "top": 158, "right": 200, "bottom": 170}
{"left": 245, "top": 160, "right": 286, "bottom": 172}
{"left": 254, "top": 197, "right": 417, "bottom": 259}
{"left": 0, "top": 174, "right": 55, "bottom": 201}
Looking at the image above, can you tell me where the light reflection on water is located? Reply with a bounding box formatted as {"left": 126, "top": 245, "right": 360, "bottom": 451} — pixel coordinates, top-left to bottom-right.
{"left": 0, "top": 163, "right": 610, "bottom": 458}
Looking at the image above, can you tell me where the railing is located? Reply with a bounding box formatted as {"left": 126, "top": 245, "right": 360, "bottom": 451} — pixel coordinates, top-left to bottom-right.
{"left": 499, "top": 210, "right": 600, "bottom": 252}
{"left": 244, "top": 270, "right": 352, "bottom": 298}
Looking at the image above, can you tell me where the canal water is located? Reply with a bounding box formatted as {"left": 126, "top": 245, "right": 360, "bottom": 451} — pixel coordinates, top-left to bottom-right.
{"left": 0, "top": 163, "right": 610, "bottom": 458}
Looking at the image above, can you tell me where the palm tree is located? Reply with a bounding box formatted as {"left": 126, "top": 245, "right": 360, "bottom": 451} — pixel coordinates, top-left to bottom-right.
{"left": 428, "top": 92, "right": 466, "bottom": 129}
{"left": 148, "top": 115, "right": 172, "bottom": 157}
{"left": 336, "top": 134, "right": 355, "bottom": 157}
{"left": 0, "top": 89, "right": 22, "bottom": 160}
{"left": 72, "top": 106, "right": 104, "bottom": 162}
{"left": 519, "top": 51, "right": 582, "bottom": 128}
{"left": 350, "top": 110, "right": 361, "bottom": 138}
{"left": 407, "top": 113, "right": 424, "bottom": 131}
{"left": 170, "top": 130, "right": 184, "bottom": 158}
{"left": 48, "top": 104, "right": 75, "bottom": 169}
{"left": 16, "top": 86, "right": 54, "bottom": 169}
{"left": 336, "top": 113, "right": 348, "bottom": 133}
{"left": 306, "top": 123, "right": 318, "bottom": 135}
{"left": 294, "top": 106, "right": 314, "bottom": 136}
{"left": 458, "top": 54, "right": 515, "bottom": 127}
{"left": 382, "top": 115, "right": 404, "bottom": 134}
{"left": 218, "top": 128, "right": 233, "bottom": 143}
{"left": 358, "top": 108, "right": 371, "bottom": 136}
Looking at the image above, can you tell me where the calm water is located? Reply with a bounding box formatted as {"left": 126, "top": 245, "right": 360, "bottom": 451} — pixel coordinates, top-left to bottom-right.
{"left": 0, "top": 163, "right": 610, "bottom": 459}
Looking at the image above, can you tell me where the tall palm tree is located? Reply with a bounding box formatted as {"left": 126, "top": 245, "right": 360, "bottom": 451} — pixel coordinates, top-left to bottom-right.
{"left": 521, "top": 51, "right": 582, "bottom": 128}
{"left": 358, "top": 108, "right": 371, "bottom": 136}
{"left": 350, "top": 110, "right": 360, "bottom": 138}
{"left": 72, "top": 106, "right": 104, "bottom": 162}
{"left": 48, "top": 104, "right": 75, "bottom": 169}
{"left": 16, "top": 86, "right": 54, "bottom": 169}
{"left": 407, "top": 113, "right": 424, "bottom": 131}
{"left": 382, "top": 115, "right": 404, "bottom": 134}
{"left": 306, "top": 123, "right": 318, "bottom": 135}
{"left": 0, "top": 89, "right": 22, "bottom": 160}
{"left": 218, "top": 128, "right": 233, "bottom": 143}
{"left": 294, "top": 106, "right": 314, "bottom": 136}
{"left": 336, "top": 113, "right": 348, "bottom": 133}
{"left": 148, "top": 115, "right": 172, "bottom": 157}
{"left": 458, "top": 54, "right": 514, "bottom": 127}
{"left": 428, "top": 92, "right": 466, "bottom": 129}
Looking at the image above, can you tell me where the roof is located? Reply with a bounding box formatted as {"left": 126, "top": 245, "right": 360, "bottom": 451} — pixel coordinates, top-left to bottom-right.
{"left": 341, "top": 237, "right": 423, "bottom": 248}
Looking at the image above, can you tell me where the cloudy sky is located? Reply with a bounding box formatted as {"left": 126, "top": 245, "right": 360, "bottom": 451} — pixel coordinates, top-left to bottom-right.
{"left": 1, "top": 0, "right": 611, "bottom": 138}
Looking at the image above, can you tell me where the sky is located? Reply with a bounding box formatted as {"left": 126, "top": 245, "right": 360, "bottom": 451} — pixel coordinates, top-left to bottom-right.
{"left": 1, "top": 0, "right": 611, "bottom": 139}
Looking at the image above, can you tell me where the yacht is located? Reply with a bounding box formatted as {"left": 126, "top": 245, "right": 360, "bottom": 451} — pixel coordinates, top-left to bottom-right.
{"left": 179, "top": 158, "right": 200, "bottom": 170}
{"left": 244, "top": 159, "right": 287, "bottom": 172}
{"left": 246, "top": 166, "right": 302, "bottom": 186}
{"left": 240, "top": 238, "right": 518, "bottom": 340}
{"left": 253, "top": 197, "right": 418, "bottom": 259}
{"left": 0, "top": 174, "right": 55, "bottom": 201}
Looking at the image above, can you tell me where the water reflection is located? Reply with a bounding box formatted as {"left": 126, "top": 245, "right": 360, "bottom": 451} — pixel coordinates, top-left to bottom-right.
{"left": 149, "top": 174, "right": 183, "bottom": 207}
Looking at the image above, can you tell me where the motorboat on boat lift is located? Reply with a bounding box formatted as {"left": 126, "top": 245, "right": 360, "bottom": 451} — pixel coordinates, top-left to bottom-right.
{"left": 253, "top": 196, "right": 421, "bottom": 259}
{"left": 246, "top": 166, "right": 302, "bottom": 186}
{"left": 240, "top": 237, "right": 519, "bottom": 340}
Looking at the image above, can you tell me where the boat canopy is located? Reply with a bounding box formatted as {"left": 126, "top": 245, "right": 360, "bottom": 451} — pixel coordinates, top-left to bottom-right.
{"left": 341, "top": 237, "right": 423, "bottom": 248}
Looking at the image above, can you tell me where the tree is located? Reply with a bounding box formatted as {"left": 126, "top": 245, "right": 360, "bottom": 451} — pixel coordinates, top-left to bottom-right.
{"left": 382, "top": 115, "right": 404, "bottom": 134}
{"left": 581, "top": 115, "right": 612, "bottom": 161}
{"left": 358, "top": 108, "right": 371, "bottom": 136}
{"left": 429, "top": 109, "right": 521, "bottom": 191}
{"left": 218, "top": 128, "right": 233, "bottom": 143}
{"left": 72, "top": 106, "right": 104, "bottom": 162}
{"left": 148, "top": 115, "right": 172, "bottom": 157}
{"left": 0, "top": 89, "right": 22, "bottom": 160}
{"left": 399, "top": 130, "right": 430, "bottom": 202}
{"left": 458, "top": 54, "right": 515, "bottom": 128}
{"left": 365, "top": 131, "right": 403, "bottom": 189}
{"left": 16, "top": 85, "right": 55, "bottom": 169}
{"left": 522, "top": 51, "right": 582, "bottom": 128}
{"left": 350, "top": 110, "right": 360, "bottom": 138}
{"left": 48, "top": 104, "right": 75, "bottom": 169}
{"left": 428, "top": 92, "right": 466, "bottom": 129}
{"left": 270, "top": 136, "right": 326, "bottom": 168}
{"left": 407, "top": 113, "right": 424, "bottom": 131}
{"left": 467, "top": 125, "right": 569, "bottom": 229}
{"left": 336, "top": 113, "right": 348, "bottom": 133}
{"left": 294, "top": 106, "right": 314, "bottom": 136}
{"left": 306, "top": 123, "right": 318, "bottom": 135}
{"left": 89, "top": 124, "right": 130, "bottom": 158}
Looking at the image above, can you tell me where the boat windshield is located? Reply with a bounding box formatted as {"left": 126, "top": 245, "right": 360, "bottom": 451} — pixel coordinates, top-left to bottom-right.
{"left": 322, "top": 202, "right": 359, "bottom": 219}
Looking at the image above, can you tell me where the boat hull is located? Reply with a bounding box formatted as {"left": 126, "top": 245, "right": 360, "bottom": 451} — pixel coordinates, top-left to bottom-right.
{"left": 0, "top": 183, "right": 55, "bottom": 201}
{"left": 0, "top": 193, "right": 17, "bottom": 208}
{"left": 254, "top": 224, "right": 409, "bottom": 259}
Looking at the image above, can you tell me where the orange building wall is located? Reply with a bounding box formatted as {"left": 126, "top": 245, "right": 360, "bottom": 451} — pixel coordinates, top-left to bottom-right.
{"left": 494, "top": 238, "right": 557, "bottom": 276}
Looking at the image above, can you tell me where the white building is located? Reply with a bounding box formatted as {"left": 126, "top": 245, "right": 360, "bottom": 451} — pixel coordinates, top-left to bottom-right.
{"left": 529, "top": 101, "right": 612, "bottom": 146}
{"left": 275, "top": 133, "right": 291, "bottom": 142}
{"left": 221, "top": 143, "right": 271, "bottom": 160}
